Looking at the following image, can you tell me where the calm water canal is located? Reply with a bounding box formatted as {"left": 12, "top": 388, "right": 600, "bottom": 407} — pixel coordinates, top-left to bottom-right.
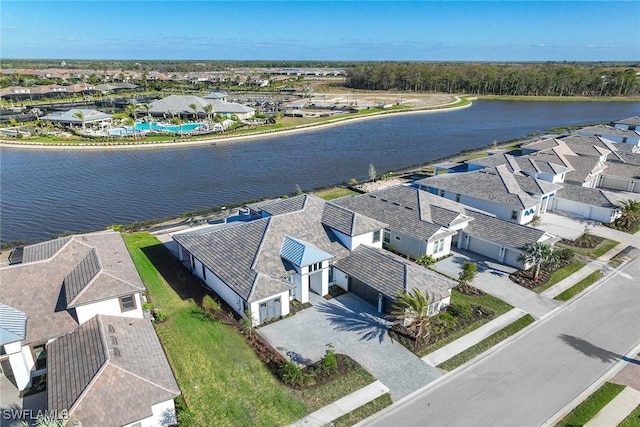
{"left": 1, "top": 100, "right": 638, "bottom": 243}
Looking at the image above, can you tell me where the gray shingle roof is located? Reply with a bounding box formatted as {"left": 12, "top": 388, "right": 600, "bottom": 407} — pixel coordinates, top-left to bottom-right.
{"left": 334, "top": 187, "right": 458, "bottom": 241}
{"left": 41, "top": 109, "right": 112, "bottom": 123}
{"left": 514, "top": 173, "right": 562, "bottom": 195}
{"left": 208, "top": 99, "right": 255, "bottom": 114}
{"left": 333, "top": 245, "right": 453, "bottom": 302}
{"left": 247, "top": 195, "right": 308, "bottom": 216}
{"left": 555, "top": 186, "right": 620, "bottom": 208}
{"left": 0, "top": 231, "right": 146, "bottom": 344}
{"left": 416, "top": 166, "right": 539, "bottom": 209}
{"left": 463, "top": 209, "right": 548, "bottom": 250}
{"left": 48, "top": 315, "right": 180, "bottom": 426}
{"left": 321, "top": 202, "right": 387, "bottom": 237}
{"left": 148, "top": 95, "right": 211, "bottom": 115}
{"left": 578, "top": 124, "right": 640, "bottom": 139}
{"left": 468, "top": 153, "right": 572, "bottom": 176}
{"left": 64, "top": 248, "right": 101, "bottom": 306}
{"left": 603, "top": 161, "right": 640, "bottom": 179}
{"left": 22, "top": 236, "right": 72, "bottom": 263}
{"left": 614, "top": 116, "right": 640, "bottom": 126}
{"left": 0, "top": 302, "right": 26, "bottom": 345}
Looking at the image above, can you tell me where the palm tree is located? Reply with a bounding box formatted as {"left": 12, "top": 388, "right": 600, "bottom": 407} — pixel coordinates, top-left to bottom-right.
{"left": 139, "top": 103, "right": 150, "bottom": 122}
{"left": 73, "top": 111, "right": 85, "bottom": 132}
{"left": 171, "top": 116, "right": 183, "bottom": 136}
{"left": 616, "top": 199, "right": 640, "bottom": 229}
{"left": 203, "top": 104, "right": 214, "bottom": 123}
{"left": 518, "top": 242, "right": 557, "bottom": 282}
{"left": 189, "top": 103, "right": 198, "bottom": 121}
{"left": 124, "top": 102, "right": 137, "bottom": 121}
{"left": 390, "top": 288, "right": 432, "bottom": 350}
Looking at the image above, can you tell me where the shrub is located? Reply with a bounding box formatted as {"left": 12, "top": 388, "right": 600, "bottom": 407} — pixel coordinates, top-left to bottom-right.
{"left": 322, "top": 343, "right": 338, "bottom": 374}
{"left": 152, "top": 309, "right": 167, "bottom": 323}
{"left": 280, "top": 362, "right": 304, "bottom": 386}
{"left": 416, "top": 254, "right": 435, "bottom": 267}
{"left": 348, "top": 178, "right": 358, "bottom": 186}
{"left": 557, "top": 248, "right": 575, "bottom": 263}
{"left": 202, "top": 295, "right": 220, "bottom": 313}
{"left": 142, "top": 302, "right": 154, "bottom": 311}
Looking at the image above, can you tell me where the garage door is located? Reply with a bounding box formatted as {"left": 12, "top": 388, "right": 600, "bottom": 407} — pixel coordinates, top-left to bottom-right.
{"left": 503, "top": 249, "right": 523, "bottom": 269}
{"left": 467, "top": 237, "right": 501, "bottom": 261}
{"left": 349, "top": 278, "right": 389, "bottom": 313}
{"left": 258, "top": 297, "right": 281, "bottom": 323}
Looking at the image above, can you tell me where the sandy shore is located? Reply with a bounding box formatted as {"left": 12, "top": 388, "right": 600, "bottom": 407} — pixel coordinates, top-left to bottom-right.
{"left": 0, "top": 97, "right": 473, "bottom": 151}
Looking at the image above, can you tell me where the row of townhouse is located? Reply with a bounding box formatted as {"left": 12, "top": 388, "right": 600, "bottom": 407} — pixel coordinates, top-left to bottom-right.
{"left": 0, "top": 231, "right": 180, "bottom": 427}
{"left": 0, "top": 83, "right": 139, "bottom": 101}
{"left": 425, "top": 117, "right": 640, "bottom": 225}
{"left": 172, "top": 186, "right": 554, "bottom": 326}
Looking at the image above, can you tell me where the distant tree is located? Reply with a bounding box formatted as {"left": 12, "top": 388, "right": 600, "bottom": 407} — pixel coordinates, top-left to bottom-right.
{"left": 458, "top": 261, "right": 478, "bottom": 292}
{"left": 189, "top": 103, "right": 198, "bottom": 121}
{"left": 368, "top": 163, "right": 377, "bottom": 182}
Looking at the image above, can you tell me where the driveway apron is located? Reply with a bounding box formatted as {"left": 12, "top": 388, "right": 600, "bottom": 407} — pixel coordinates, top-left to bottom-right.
{"left": 259, "top": 293, "right": 443, "bottom": 400}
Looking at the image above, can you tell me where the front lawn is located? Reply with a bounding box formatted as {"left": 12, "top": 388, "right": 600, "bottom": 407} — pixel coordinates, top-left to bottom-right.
{"left": 618, "top": 404, "right": 640, "bottom": 427}
{"left": 556, "top": 237, "right": 619, "bottom": 260}
{"left": 437, "top": 314, "right": 535, "bottom": 371}
{"left": 124, "top": 232, "right": 308, "bottom": 426}
{"left": 533, "top": 260, "right": 587, "bottom": 293}
{"left": 556, "top": 382, "right": 626, "bottom": 427}
{"left": 554, "top": 271, "right": 603, "bottom": 302}
{"left": 333, "top": 394, "right": 393, "bottom": 427}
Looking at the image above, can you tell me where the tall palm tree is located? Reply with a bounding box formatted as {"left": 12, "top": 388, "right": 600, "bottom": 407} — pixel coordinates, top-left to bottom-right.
{"left": 189, "top": 103, "right": 198, "bottom": 121}
{"left": 518, "top": 242, "right": 557, "bottom": 282}
{"left": 390, "top": 288, "right": 432, "bottom": 350}
{"left": 203, "top": 104, "right": 213, "bottom": 123}
{"left": 139, "top": 103, "right": 150, "bottom": 122}
{"left": 125, "top": 102, "right": 137, "bottom": 121}
{"left": 73, "top": 111, "right": 86, "bottom": 132}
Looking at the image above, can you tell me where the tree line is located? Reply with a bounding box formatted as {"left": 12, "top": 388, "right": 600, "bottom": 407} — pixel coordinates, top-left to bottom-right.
{"left": 345, "top": 63, "right": 640, "bottom": 96}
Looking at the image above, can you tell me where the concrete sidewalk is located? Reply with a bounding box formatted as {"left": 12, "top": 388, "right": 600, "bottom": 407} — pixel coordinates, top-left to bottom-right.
{"left": 288, "top": 380, "right": 389, "bottom": 427}
{"left": 422, "top": 308, "right": 528, "bottom": 367}
{"left": 584, "top": 387, "right": 640, "bottom": 427}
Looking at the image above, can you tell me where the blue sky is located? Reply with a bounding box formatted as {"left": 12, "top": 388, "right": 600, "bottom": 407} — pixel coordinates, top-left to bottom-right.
{"left": 1, "top": 1, "right": 639, "bottom": 61}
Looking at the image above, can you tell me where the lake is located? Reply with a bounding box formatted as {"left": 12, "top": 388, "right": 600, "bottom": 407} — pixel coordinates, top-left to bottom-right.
{"left": 1, "top": 100, "right": 638, "bottom": 243}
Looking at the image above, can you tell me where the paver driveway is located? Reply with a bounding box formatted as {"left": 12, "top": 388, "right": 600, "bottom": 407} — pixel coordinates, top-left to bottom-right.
{"left": 259, "top": 293, "right": 443, "bottom": 400}
{"left": 431, "top": 249, "right": 560, "bottom": 319}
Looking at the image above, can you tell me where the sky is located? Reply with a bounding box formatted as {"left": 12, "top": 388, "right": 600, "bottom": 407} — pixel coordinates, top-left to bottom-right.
{"left": 1, "top": 1, "right": 639, "bottom": 62}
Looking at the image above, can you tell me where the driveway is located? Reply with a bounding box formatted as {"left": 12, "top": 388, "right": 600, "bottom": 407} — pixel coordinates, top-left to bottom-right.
{"left": 537, "top": 212, "right": 598, "bottom": 241}
{"left": 431, "top": 249, "right": 560, "bottom": 319}
{"left": 259, "top": 293, "right": 443, "bottom": 400}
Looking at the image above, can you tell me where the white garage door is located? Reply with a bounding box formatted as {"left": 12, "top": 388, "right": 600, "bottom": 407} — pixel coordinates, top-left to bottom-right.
{"left": 467, "top": 237, "right": 501, "bottom": 261}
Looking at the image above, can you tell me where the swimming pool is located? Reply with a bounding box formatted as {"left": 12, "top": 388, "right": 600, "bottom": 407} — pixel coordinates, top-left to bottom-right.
{"left": 109, "top": 122, "right": 203, "bottom": 136}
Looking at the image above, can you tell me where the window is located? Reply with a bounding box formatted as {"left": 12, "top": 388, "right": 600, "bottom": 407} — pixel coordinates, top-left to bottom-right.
{"left": 190, "top": 255, "right": 195, "bottom": 270}
{"left": 511, "top": 211, "right": 518, "bottom": 221}
{"left": 308, "top": 262, "right": 322, "bottom": 272}
{"left": 455, "top": 193, "right": 461, "bottom": 203}
{"left": 202, "top": 264, "right": 207, "bottom": 280}
{"left": 329, "top": 267, "right": 334, "bottom": 283}
{"left": 372, "top": 230, "right": 381, "bottom": 243}
{"left": 32, "top": 343, "right": 47, "bottom": 370}
{"left": 119, "top": 294, "right": 136, "bottom": 312}
{"left": 383, "top": 231, "right": 391, "bottom": 244}
{"left": 394, "top": 235, "right": 401, "bottom": 241}
{"left": 433, "top": 239, "right": 445, "bottom": 254}
{"left": 439, "top": 189, "right": 445, "bottom": 197}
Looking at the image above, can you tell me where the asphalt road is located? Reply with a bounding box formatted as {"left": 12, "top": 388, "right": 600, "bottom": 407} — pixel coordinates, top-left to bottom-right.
{"left": 364, "top": 257, "right": 640, "bottom": 427}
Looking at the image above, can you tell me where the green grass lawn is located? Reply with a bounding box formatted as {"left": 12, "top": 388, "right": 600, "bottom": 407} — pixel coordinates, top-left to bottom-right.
{"left": 333, "top": 394, "right": 393, "bottom": 427}
{"left": 314, "top": 187, "right": 360, "bottom": 200}
{"left": 417, "top": 290, "right": 513, "bottom": 357}
{"left": 556, "top": 238, "right": 619, "bottom": 260}
{"left": 533, "top": 260, "right": 587, "bottom": 293}
{"left": 437, "top": 314, "right": 535, "bottom": 371}
{"left": 556, "top": 382, "right": 626, "bottom": 427}
{"left": 123, "top": 232, "right": 314, "bottom": 426}
{"left": 618, "top": 404, "right": 640, "bottom": 427}
{"left": 554, "top": 271, "right": 604, "bottom": 302}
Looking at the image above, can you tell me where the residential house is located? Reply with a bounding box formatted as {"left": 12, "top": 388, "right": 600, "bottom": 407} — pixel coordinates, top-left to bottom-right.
{"left": 415, "top": 165, "right": 561, "bottom": 224}
{"left": 206, "top": 99, "right": 256, "bottom": 120}
{"left": 466, "top": 153, "right": 571, "bottom": 184}
{"left": 336, "top": 185, "right": 555, "bottom": 270}
{"left": 612, "top": 116, "right": 640, "bottom": 131}
{"left": 0, "top": 231, "right": 179, "bottom": 426}
{"left": 577, "top": 124, "right": 640, "bottom": 147}
{"left": 550, "top": 186, "right": 622, "bottom": 223}
{"left": 173, "top": 194, "right": 455, "bottom": 322}
{"left": 47, "top": 315, "right": 180, "bottom": 427}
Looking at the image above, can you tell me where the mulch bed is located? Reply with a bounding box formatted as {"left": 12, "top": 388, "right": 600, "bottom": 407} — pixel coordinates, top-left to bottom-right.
{"left": 289, "top": 300, "right": 312, "bottom": 315}
{"left": 283, "top": 354, "right": 361, "bottom": 390}
{"left": 561, "top": 234, "right": 604, "bottom": 249}
{"left": 389, "top": 305, "right": 493, "bottom": 353}
{"left": 509, "top": 268, "right": 552, "bottom": 290}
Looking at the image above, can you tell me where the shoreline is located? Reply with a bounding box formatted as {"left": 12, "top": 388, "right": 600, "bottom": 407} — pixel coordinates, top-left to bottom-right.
{"left": 0, "top": 96, "right": 472, "bottom": 151}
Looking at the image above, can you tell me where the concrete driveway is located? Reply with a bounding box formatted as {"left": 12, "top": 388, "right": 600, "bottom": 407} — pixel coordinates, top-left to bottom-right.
{"left": 259, "top": 293, "right": 443, "bottom": 400}
{"left": 537, "top": 212, "right": 598, "bottom": 241}
{"left": 431, "top": 249, "right": 560, "bottom": 319}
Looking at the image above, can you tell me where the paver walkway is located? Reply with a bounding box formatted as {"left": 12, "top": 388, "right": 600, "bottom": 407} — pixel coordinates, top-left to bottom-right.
{"left": 288, "top": 380, "right": 389, "bottom": 427}
{"left": 259, "top": 293, "right": 443, "bottom": 400}
{"left": 585, "top": 387, "right": 640, "bottom": 427}
{"left": 422, "top": 308, "right": 528, "bottom": 367}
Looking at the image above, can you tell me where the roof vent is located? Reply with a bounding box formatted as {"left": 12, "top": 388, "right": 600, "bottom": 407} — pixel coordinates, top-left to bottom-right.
{"left": 392, "top": 202, "right": 401, "bottom": 206}
{"left": 405, "top": 206, "right": 413, "bottom": 210}
{"left": 107, "top": 324, "right": 115, "bottom": 333}
{"left": 109, "top": 336, "right": 118, "bottom": 346}
{"left": 112, "top": 347, "right": 121, "bottom": 358}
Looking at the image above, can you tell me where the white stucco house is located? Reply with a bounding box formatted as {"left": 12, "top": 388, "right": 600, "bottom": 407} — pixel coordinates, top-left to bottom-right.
{"left": 550, "top": 186, "right": 622, "bottom": 223}
{"left": 612, "top": 116, "right": 640, "bottom": 132}
{"left": 415, "top": 165, "right": 561, "bottom": 225}
{"left": 173, "top": 195, "right": 455, "bottom": 322}
{"left": 577, "top": 124, "right": 640, "bottom": 147}
{"left": 0, "top": 231, "right": 180, "bottom": 427}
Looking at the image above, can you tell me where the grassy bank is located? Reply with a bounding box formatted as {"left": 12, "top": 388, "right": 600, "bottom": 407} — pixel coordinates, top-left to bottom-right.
{"left": 556, "top": 382, "right": 626, "bottom": 427}
{"left": 478, "top": 95, "right": 640, "bottom": 102}
{"left": 437, "top": 314, "right": 535, "bottom": 371}
{"left": 554, "top": 271, "right": 603, "bottom": 301}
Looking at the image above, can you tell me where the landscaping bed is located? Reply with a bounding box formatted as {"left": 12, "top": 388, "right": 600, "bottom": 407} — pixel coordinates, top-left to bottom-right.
{"left": 389, "top": 287, "right": 507, "bottom": 355}
{"left": 324, "top": 284, "right": 348, "bottom": 300}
